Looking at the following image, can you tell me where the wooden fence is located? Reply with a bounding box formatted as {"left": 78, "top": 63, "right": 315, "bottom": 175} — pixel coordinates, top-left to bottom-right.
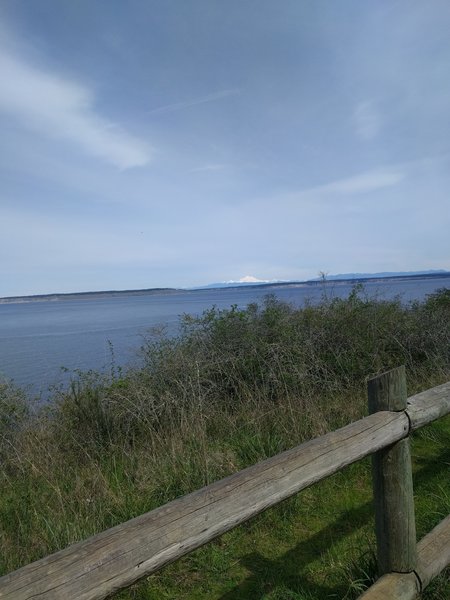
{"left": 0, "top": 366, "right": 449, "bottom": 599}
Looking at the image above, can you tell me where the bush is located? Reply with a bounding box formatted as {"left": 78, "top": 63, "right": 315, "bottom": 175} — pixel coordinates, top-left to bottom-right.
{"left": 133, "top": 287, "right": 449, "bottom": 419}
{"left": 0, "top": 380, "right": 29, "bottom": 457}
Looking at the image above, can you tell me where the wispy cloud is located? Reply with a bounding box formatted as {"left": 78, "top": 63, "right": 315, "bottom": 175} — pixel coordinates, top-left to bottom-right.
{"left": 272, "top": 168, "right": 405, "bottom": 206}
{"left": 0, "top": 51, "right": 152, "bottom": 169}
{"left": 148, "top": 89, "right": 240, "bottom": 115}
{"left": 235, "top": 167, "right": 407, "bottom": 228}
{"left": 354, "top": 101, "right": 382, "bottom": 141}
{"left": 313, "top": 168, "right": 404, "bottom": 195}
{"left": 189, "top": 163, "right": 227, "bottom": 173}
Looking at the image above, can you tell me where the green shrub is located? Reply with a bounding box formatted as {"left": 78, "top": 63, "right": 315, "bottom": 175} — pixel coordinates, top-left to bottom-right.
{"left": 0, "top": 380, "right": 29, "bottom": 457}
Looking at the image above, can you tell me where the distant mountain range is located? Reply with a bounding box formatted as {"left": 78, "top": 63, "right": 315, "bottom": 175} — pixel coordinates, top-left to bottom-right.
{"left": 198, "top": 270, "right": 450, "bottom": 289}
{"left": 195, "top": 275, "right": 286, "bottom": 289}
{"left": 308, "top": 269, "right": 450, "bottom": 281}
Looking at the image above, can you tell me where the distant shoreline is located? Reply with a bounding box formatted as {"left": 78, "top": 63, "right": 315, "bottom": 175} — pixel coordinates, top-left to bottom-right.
{"left": 1, "top": 272, "right": 449, "bottom": 305}
{"left": 0, "top": 287, "right": 183, "bottom": 305}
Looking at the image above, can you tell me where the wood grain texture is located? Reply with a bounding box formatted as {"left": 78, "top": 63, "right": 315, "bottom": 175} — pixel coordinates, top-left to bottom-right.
{"left": 0, "top": 411, "right": 408, "bottom": 600}
{"left": 370, "top": 439, "right": 417, "bottom": 573}
{"left": 357, "top": 572, "right": 419, "bottom": 600}
{"left": 368, "top": 365, "right": 408, "bottom": 413}
{"left": 369, "top": 366, "right": 417, "bottom": 574}
{"left": 415, "top": 514, "right": 450, "bottom": 588}
{"left": 406, "top": 381, "right": 450, "bottom": 431}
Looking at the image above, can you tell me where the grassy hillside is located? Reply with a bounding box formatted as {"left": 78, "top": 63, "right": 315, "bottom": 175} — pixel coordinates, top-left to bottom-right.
{"left": 1, "top": 286, "right": 449, "bottom": 598}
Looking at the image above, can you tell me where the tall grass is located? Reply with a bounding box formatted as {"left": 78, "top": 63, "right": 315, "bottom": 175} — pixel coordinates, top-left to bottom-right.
{"left": 0, "top": 286, "right": 449, "bottom": 597}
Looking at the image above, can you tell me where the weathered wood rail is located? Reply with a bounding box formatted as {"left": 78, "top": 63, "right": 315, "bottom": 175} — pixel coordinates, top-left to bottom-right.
{"left": 0, "top": 369, "right": 449, "bottom": 600}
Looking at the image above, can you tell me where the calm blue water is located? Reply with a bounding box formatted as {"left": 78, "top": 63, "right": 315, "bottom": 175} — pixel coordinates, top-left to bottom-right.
{"left": 0, "top": 277, "right": 448, "bottom": 395}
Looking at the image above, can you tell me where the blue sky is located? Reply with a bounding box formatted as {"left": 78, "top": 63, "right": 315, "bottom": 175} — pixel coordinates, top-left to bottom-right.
{"left": 1, "top": 1, "right": 449, "bottom": 296}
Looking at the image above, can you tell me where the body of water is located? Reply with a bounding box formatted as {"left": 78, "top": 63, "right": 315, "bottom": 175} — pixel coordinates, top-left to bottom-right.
{"left": 0, "top": 277, "right": 448, "bottom": 395}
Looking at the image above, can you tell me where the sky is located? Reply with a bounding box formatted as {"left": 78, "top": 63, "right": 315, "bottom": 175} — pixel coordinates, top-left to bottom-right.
{"left": 1, "top": 0, "right": 450, "bottom": 296}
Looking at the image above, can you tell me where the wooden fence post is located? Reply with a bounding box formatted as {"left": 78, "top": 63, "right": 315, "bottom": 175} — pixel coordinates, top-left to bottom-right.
{"left": 368, "top": 365, "right": 417, "bottom": 575}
